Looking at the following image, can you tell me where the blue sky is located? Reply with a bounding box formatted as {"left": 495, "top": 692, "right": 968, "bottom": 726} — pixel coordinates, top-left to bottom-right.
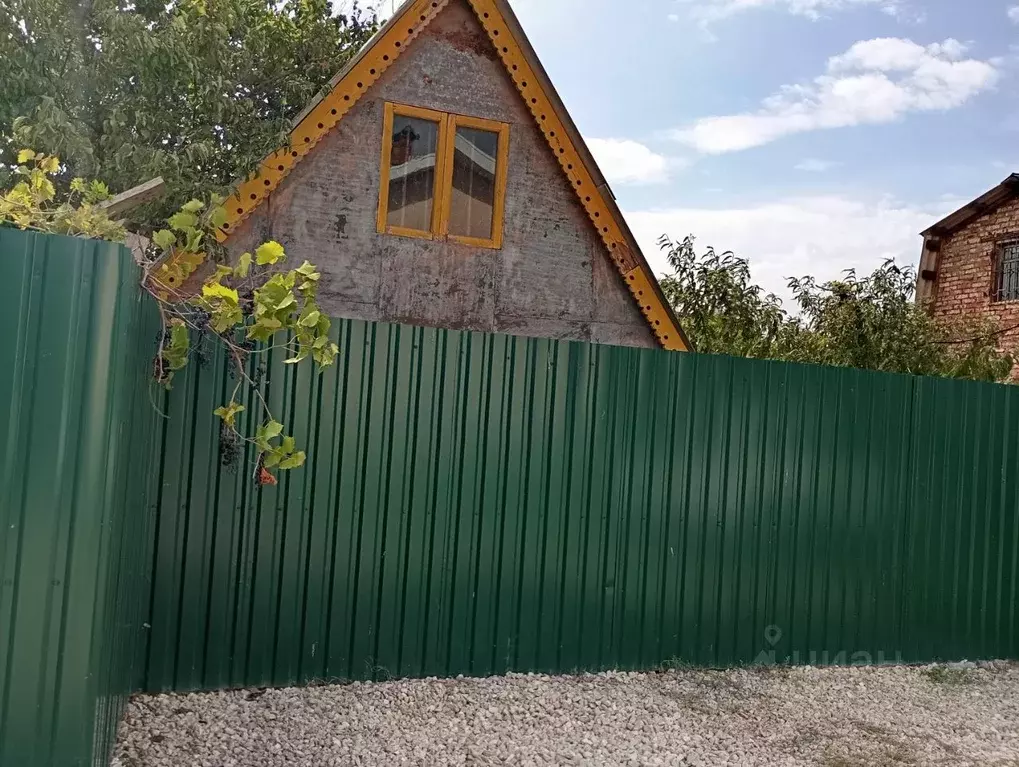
{"left": 379, "top": 0, "right": 1019, "bottom": 302}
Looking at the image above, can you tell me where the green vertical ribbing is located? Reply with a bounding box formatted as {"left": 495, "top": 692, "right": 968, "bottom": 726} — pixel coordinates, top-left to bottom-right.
{"left": 143, "top": 312, "right": 1019, "bottom": 693}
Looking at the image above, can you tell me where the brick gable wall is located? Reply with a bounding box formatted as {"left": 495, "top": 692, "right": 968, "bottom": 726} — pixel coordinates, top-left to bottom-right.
{"left": 931, "top": 195, "right": 1019, "bottom": 351}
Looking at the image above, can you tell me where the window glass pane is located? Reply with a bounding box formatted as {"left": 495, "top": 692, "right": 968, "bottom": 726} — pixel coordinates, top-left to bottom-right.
{"left": 449, "top": 126, "right": 499, "bottom": 240}
{"left": 386, "top": 115, "right": 439, "bottom": 232}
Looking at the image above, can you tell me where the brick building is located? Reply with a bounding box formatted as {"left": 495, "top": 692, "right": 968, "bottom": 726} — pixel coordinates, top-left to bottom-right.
{"left": 207, "top": 0, "right": 690, "bottom": 352}
{"left": 917, "top": 175, "right": 1019, "bottom": 346}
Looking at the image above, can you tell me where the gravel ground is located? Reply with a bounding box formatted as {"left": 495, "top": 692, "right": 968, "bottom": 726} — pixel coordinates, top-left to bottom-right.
{"left": 113, "top": 662, "right": 1019, "bottom": 766}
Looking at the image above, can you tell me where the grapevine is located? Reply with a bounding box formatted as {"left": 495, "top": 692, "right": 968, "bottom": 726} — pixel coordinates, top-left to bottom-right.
{"left": 1, "top": 149, "right": 338, "bottom": 483}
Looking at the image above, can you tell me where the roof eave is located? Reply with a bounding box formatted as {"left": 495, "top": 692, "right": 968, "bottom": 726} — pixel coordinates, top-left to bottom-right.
{"left": 921, "top": 174, "right": 1019, "bottom": 237}
{"left": 290, "top": 4, "right": 419, "bottom": 128}
{"left": 489, "top": 0, "right": 692, "bottom": 351}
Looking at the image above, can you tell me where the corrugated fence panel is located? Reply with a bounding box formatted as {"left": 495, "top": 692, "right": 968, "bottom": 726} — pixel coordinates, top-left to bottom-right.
{"left": 0, "top": 230, "right": 158, "bottom": 766}
{"left": 143, "top": 318, "right": 1019, "bottom": 693}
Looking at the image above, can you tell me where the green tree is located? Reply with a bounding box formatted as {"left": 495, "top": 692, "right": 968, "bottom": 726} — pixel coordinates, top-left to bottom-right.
{"left": 659, "top": 235, "right": 1015, "bottom": 383}
{"left": 658, "top": 235, "right": 788, "bottom": 359}
{"left": 0, "top": 0, "right": 377, "bottom": 224}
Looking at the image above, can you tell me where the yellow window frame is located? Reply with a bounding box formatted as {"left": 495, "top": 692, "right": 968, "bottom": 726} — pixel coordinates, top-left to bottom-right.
{"left": 377, "top": 102, "right": 510, "bottom": 249}
{"left": 441, "top": 113, "right": 510, "bottom": 250}
{"left": 377, "top": 102, "right": 450, "bottom": 241}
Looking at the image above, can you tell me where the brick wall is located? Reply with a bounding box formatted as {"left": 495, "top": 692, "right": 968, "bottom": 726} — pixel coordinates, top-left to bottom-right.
{"left": 931, "top": 195, "right": 1019, "bottom": 351}
{"left": 225, "top": 0, "right": 656, "bottom": 349}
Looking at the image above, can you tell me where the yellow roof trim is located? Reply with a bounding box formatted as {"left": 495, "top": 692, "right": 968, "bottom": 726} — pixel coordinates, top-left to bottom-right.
{"left": 216, "top": 0, "right": 453, "bottom": 242}
{"left": 213, "top": 0, "right": 690, "bottom": 352}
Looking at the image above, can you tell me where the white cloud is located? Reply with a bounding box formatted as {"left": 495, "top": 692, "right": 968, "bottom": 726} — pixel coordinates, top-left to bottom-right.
{"left": 673, "top": 38, "right": 998, "bottom": 154}
{"left": 587, "top": 138, "right": 679, "bottom": 185}
{"left": 1009, "top": 5, "right": 1019, "bottom": 23}
{"left": 668, "top": 12, "right": 680, "bottom": 21}
{"left": 826, "top": 37, "right": 966, "bottom": 71}
{"left": 625, "top": 194, "right": 959, "bottom": 303}
{"left": 680, "top": 0, "right": 908, "bottom": 25}
{"left": 881, "top": 3, "right": 926, "bottom": 23}
{"left": 795, "top": 158, "right": 841, "bottom": 171}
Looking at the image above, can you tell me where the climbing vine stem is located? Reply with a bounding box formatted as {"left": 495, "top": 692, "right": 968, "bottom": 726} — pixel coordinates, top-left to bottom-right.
{"left": 141, "top": 198, "right": 339, "bottom": 485}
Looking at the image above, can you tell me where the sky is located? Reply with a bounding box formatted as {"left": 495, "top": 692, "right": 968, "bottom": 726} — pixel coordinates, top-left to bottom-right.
{"left": 380, "top": 0, "right": 1019, "bottom": 304}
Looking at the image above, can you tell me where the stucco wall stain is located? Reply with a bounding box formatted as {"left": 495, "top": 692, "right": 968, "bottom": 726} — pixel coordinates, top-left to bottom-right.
{"left": 429, "top": 21, "right": 499, "bottom": 61}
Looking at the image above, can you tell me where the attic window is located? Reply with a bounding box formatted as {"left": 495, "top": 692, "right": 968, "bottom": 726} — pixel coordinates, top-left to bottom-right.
{"left": 377, "top": 102, "right": 509, "bottom": 249}
{"left": 994, "top": 241, "right": 1019, "bottom": 302}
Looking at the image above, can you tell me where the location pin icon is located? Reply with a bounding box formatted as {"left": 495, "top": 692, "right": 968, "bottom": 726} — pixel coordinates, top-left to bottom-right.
{"left": 764, "top": 625, "right": 782, "bottom": 647}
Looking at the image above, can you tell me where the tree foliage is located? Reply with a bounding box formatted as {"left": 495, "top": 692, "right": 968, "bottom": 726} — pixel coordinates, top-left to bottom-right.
{"left": 0, "top": 0, "right": 377, "bottom": 224}
{"left": 659, "top": 235, "right": 788, "bottom": 360}
{"left": 0, "top": 148, "right": 124, "bottom": 238}
{"left": 659, "top": 235, "right": 1016, "bottom": 383}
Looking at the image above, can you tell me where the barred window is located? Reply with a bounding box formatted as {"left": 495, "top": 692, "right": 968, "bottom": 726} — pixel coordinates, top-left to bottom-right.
{"left": 994, "top": 242, "right": 1019, "bottom": 302}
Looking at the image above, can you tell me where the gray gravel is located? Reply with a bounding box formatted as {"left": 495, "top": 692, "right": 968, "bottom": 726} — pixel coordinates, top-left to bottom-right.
{"left": 113, "top": 663, "right": 1019, "bottom": 766}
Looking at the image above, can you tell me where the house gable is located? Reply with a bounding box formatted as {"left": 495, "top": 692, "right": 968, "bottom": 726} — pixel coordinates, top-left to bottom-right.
{"left": 917, "top": 175, "right": 1019, "bottom": 305}
{"left": 218, "top": 0, "right": 688, "bottom": 350}
{"left": 924, "top": 195, "right": 1019, "bottom": 327}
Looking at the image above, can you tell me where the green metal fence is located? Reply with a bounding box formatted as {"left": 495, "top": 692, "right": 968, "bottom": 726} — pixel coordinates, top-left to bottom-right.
{"left": 143, "top": 318, "right": 1019, "bottom": 693}
{"left": 3, "top": 229, "right": 1019, "bottom": 766}
{"left": 0, "top": 230, "right": 159, "bottom": 766}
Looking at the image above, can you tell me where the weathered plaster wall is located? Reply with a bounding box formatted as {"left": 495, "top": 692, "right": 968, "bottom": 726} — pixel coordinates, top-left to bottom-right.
{"left": 930, "top": 196, "right": 1019, "bottom": 352}
{"left": 225, "top": 0, "right": 655, "bottom": 348}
